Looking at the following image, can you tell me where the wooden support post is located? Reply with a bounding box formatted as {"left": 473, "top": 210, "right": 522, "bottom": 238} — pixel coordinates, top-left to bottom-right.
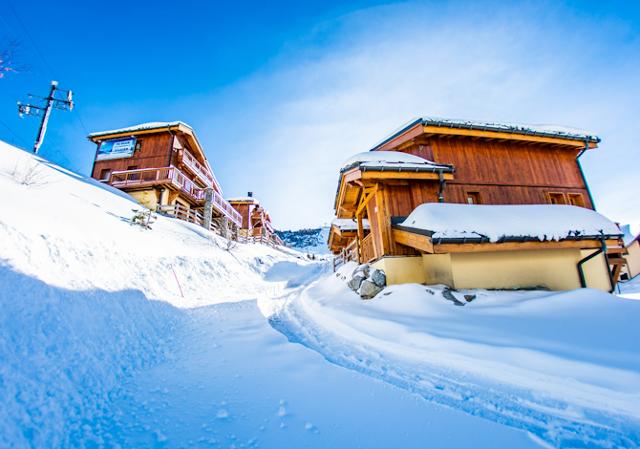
{"left": 160, "top": 188, "right": 170, "bottom": 207}
{"left": 203, "top": 188, "right": 214, "bottom": 231}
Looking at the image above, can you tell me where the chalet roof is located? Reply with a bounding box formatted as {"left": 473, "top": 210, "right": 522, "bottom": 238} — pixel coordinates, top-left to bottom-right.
{"left": 227, "top": 196, "right": 260, "bottom": 205}
{"left": 88, "top": 121, "right": 192, "bottom": 138}
{"left": 371, "top": 117, "right": 600, "bottom": 151}
{"left": 331, "top": 218, "right": 370, "bottom": 232}
{"left": 398, "top": 203, "right": 621, "bottom": 243}
{"left": 341, "top": 151, "right": 454, "bottom": 173}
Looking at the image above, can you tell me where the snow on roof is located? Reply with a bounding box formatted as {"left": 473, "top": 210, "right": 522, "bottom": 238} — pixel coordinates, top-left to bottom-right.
{"left": 400, "top": 203, "right": 621, "bottom": 243}
{"left": 371, "top": 117, "right": 599, "bottom": 151}
{"left": 331, "top": 218, "right": 370, "bottom": 231}
{"left": 227, "top": 196, "right": 260, "bottom": 204}
{"left": 341, "top": 151, "right": 453, "bottom": 173}
{"left": 88, "top": 121, "right": 192, "bottom": 138}
{"left": 621, "top": 224, "right": 640, "bottom": 246}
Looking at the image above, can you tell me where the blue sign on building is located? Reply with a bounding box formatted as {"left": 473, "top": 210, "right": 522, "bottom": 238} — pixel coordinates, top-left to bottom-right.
{"left": 96, "top": 138, "right": 137, "bottom": 160}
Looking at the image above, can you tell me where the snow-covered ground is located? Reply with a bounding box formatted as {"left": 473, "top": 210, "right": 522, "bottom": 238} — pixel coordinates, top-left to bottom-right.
{"left": 266, "top": 262, "right": 640, "bottom": 448}
{"left": 1, "top": 140, "right": 639, "bottom": 448}
{"left": 618, "top": 275, "right": 640, "bottom": 300}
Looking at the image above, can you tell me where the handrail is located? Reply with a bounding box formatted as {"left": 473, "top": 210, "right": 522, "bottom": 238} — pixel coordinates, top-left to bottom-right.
{"left": 109, "top": 166, "right": 241, "bottom": 227}
{"left": 179, "top": 148, "right": 217, "bottom": 189}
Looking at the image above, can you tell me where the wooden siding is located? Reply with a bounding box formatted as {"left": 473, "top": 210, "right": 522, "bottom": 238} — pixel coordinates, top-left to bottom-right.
{"left": 399, "top": 137, "right": 593, "bottom": 209}
{"left": 92, "top": 133, "right": 173, "bottom": 179}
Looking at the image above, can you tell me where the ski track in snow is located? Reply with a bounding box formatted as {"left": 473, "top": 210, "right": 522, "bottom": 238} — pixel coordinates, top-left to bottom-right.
{"left": 267, "top": 275, "right": 640, "bottom": 449}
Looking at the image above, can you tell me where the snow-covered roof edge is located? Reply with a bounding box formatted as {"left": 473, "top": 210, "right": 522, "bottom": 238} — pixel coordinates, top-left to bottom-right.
{"left": 88, "top": 121, "right": 192, "bottom": 138}
{"left": 227, "top": 196, "right": 260, "bottom": 205}
{"left": 398, "top": 203, "right": 621, "bottom": 244}
{"left": 331, "top": 218, "right": 370, "bottom": 231}
{"left": 370, "top": 117, "right": 600, "bottom": 152}
{"left": 341, "top": 150, "right": 454, "bottom": 173}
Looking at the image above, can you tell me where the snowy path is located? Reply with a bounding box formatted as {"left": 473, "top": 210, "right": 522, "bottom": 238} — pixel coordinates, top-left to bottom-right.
{"left": 270, "top": 272, "right": 640, "bottom": 449}
{"left": 99, "top": 299, "right": 540, "bottom": 448}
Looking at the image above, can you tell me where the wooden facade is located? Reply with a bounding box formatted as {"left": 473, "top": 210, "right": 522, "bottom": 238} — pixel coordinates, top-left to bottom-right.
{"left": 228, "top": 195, "right": 281, "bottom": 245}
{"left": 89, "top": 122, "right": 242, "bottom": 233}
{"left": 330, "top": 118, "right": 623, "bottom": 287}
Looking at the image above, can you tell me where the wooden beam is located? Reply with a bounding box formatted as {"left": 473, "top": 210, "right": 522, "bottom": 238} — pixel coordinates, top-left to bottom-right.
{"left": 433, "top": 239, "right": 621, "bottom": 254}
{"left": 422, "top": 125, "right": 595, "bottom": 148}
{"left": 361, "top": 171, "right": 453, "bottom": 181}
{"left": 356, "top": 185, "right": 377, "bottom": 217}
{"left": 392, "top": 229, "right": 434, "bottom": 253}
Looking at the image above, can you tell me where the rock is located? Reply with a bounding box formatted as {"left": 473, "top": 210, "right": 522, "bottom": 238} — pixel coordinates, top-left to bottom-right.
{"left": 348, "top": 273, "right": 366, "bottom": 291}
{"left": 359, "top": 279, "right": 384, "bottom": 299}
{"left": 442, "top": 287, "right": 465, "bottom": 306}
{"left": 352, "top": 263, "right": 370, "bottom": 278}
{"left": 464, "top": 294, "right": 476, "bottom": 302}
{"left": 370, "top": 269, "right": 386, "bottom": 287}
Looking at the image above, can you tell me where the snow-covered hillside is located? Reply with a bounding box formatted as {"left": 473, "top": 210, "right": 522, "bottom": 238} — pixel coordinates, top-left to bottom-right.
{"left": 0, "top": 141, "right": 316, "bottom": 447}
{"left": 275, "top": 226, "right": 331, "bottom": 255}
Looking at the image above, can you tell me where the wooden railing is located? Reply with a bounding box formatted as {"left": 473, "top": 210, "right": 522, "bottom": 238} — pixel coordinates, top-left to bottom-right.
{"left": 211, "top": 190, "right": 242, "bottom": 226}
{"left": 178, "top": 148, "right": 219, "bottom": 190}
{"left": 332, "top": 238, "right": 360, "bottom": 272}
{"left": 157, "top": 204, "right": 204, "bottom": 227}
{"left": 361, "top": 233, "right": 375, "bottom": 263}
{"left": 109, "top": 166, "right": 241, "bottom": 227}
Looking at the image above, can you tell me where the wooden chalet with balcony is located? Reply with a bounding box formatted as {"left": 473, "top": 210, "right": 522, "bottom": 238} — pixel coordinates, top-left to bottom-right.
{"left": 89, "top": 121, "right": 242, "bottom": 235}
{"left": 227, "top": 193, "right": 282, "bottom": 245}
{"left": 330, "top": 117, "right": 624, "bottom": 292}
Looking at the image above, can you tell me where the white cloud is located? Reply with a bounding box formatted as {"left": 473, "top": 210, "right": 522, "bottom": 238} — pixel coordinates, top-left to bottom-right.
{"left": 194, "top": 1, "right": 640, "bottom": 229}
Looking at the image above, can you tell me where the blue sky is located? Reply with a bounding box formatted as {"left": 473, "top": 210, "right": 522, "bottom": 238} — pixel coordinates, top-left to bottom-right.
{"left": 1, "top": 0, "right": 639, "bottom": 229}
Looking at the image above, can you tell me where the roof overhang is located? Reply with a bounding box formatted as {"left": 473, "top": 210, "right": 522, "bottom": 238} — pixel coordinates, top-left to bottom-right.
{"left": 371, "top": 118, "right": 600, "bottom": 152}
{"left": 334, "top": 166, "right": 454, "bottom": 217}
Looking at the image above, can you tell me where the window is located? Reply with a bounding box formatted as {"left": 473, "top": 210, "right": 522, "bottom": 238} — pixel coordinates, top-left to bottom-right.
{"left": 99, "top": 169, "right": 111, "bottom": 181}
{"left": 567, "top": 193, "right": 585, "bottom": 208}
{"left": 466, "top": 191, "right": 481, "bottom": 204}
{"left": 547, "top": 192, "right": 566, "bottom": 205}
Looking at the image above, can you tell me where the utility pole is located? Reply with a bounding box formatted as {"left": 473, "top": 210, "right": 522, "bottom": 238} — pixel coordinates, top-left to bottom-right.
{"left": 17, "top": 80, "right": 74, "bottom": 154}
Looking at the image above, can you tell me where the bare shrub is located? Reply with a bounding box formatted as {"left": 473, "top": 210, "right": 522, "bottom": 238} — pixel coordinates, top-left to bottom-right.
{"left": 9, "top": 162, "right": 48, "bottom": 187}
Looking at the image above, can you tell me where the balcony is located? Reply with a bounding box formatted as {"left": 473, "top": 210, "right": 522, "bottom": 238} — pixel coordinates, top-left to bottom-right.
{"left": 108, "top": 166, "right": 241, "bottom": 227}
{"left": 178, "top": 148, "right": 220, "bottom": 190}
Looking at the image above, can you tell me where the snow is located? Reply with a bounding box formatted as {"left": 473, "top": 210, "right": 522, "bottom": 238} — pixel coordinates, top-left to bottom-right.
{"left": 621, "top": 223, "right": 639, "bottom": 246}
{"left": 268, "top": 266, "right": 640, "bottom": 448}
{"left": 331, "top": 217, "right": 370, "bottom": 231}
{"left": 341, "top": 150, "right": 453, "bottom": 172}
{"left": 1, "top": 138, "right": 638, "bottom": 449}
{"left": 88, "top": 121, "right": 191, "bottom": 137}
{"left": 401, "top": 203, "right": 621, "bottom": 242}
{"left": 618, "top": 275, "right": 640, "bottom": 300}
{"left": 227, "top": 196, "right": 260, "bottom": 204}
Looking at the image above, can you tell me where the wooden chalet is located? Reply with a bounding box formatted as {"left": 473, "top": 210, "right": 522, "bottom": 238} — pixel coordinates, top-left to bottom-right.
{"left": 228, "top": 193, "right": 282, "bottom": 245}
{"left": 331, "top": 117, "right": 624, "bottom": 292}
{"left": 89, "top": 122, "right": 242, "bottom": 235}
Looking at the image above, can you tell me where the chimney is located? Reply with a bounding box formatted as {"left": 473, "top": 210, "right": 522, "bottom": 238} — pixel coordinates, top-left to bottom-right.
{"left": 248, "top": 191, "right": 253, "bottom": 198}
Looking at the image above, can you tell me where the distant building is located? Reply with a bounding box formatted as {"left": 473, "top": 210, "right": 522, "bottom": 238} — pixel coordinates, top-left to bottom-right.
{"left": 330, "top": 117, "right": 624, "bottom": 291}
{"left": 88, "top": 122, "right": 242, "bottom": 235}
{"left": 228, "top": 193, "right": 282, "bottom": 245}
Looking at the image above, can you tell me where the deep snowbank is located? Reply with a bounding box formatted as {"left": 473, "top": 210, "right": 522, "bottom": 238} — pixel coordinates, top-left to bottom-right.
{"left": 269, "top": 263, "right": 640, "bottom": 448}
{"left": 0, "top": 141, "right": 313, "bottom": 447}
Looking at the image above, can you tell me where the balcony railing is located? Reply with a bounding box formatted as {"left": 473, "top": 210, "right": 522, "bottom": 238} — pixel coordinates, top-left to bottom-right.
{"left": 109, "top": 166, "right": 241, "bottom": 227}
{"left": 360, "top": 233, "right": 376, "bottom": 263}
{"left": 178, "top": 149, "right": 220, "bottom": 190}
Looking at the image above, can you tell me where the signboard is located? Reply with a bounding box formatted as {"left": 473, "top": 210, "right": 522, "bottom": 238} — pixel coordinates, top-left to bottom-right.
{"left": 96, "top": 138, "right": 137, "bottom": 161}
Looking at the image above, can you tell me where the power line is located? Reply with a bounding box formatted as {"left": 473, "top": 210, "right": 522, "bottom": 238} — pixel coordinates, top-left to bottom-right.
{"left": 6, "top": 2, "right": 57, "bottom": 76}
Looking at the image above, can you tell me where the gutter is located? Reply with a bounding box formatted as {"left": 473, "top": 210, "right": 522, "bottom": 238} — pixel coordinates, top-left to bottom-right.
{"left": 577, "top": 137, "right": 597, "bottom": 210}
{"left": 577, "top": 234, "right": 614, "bottom": 292}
